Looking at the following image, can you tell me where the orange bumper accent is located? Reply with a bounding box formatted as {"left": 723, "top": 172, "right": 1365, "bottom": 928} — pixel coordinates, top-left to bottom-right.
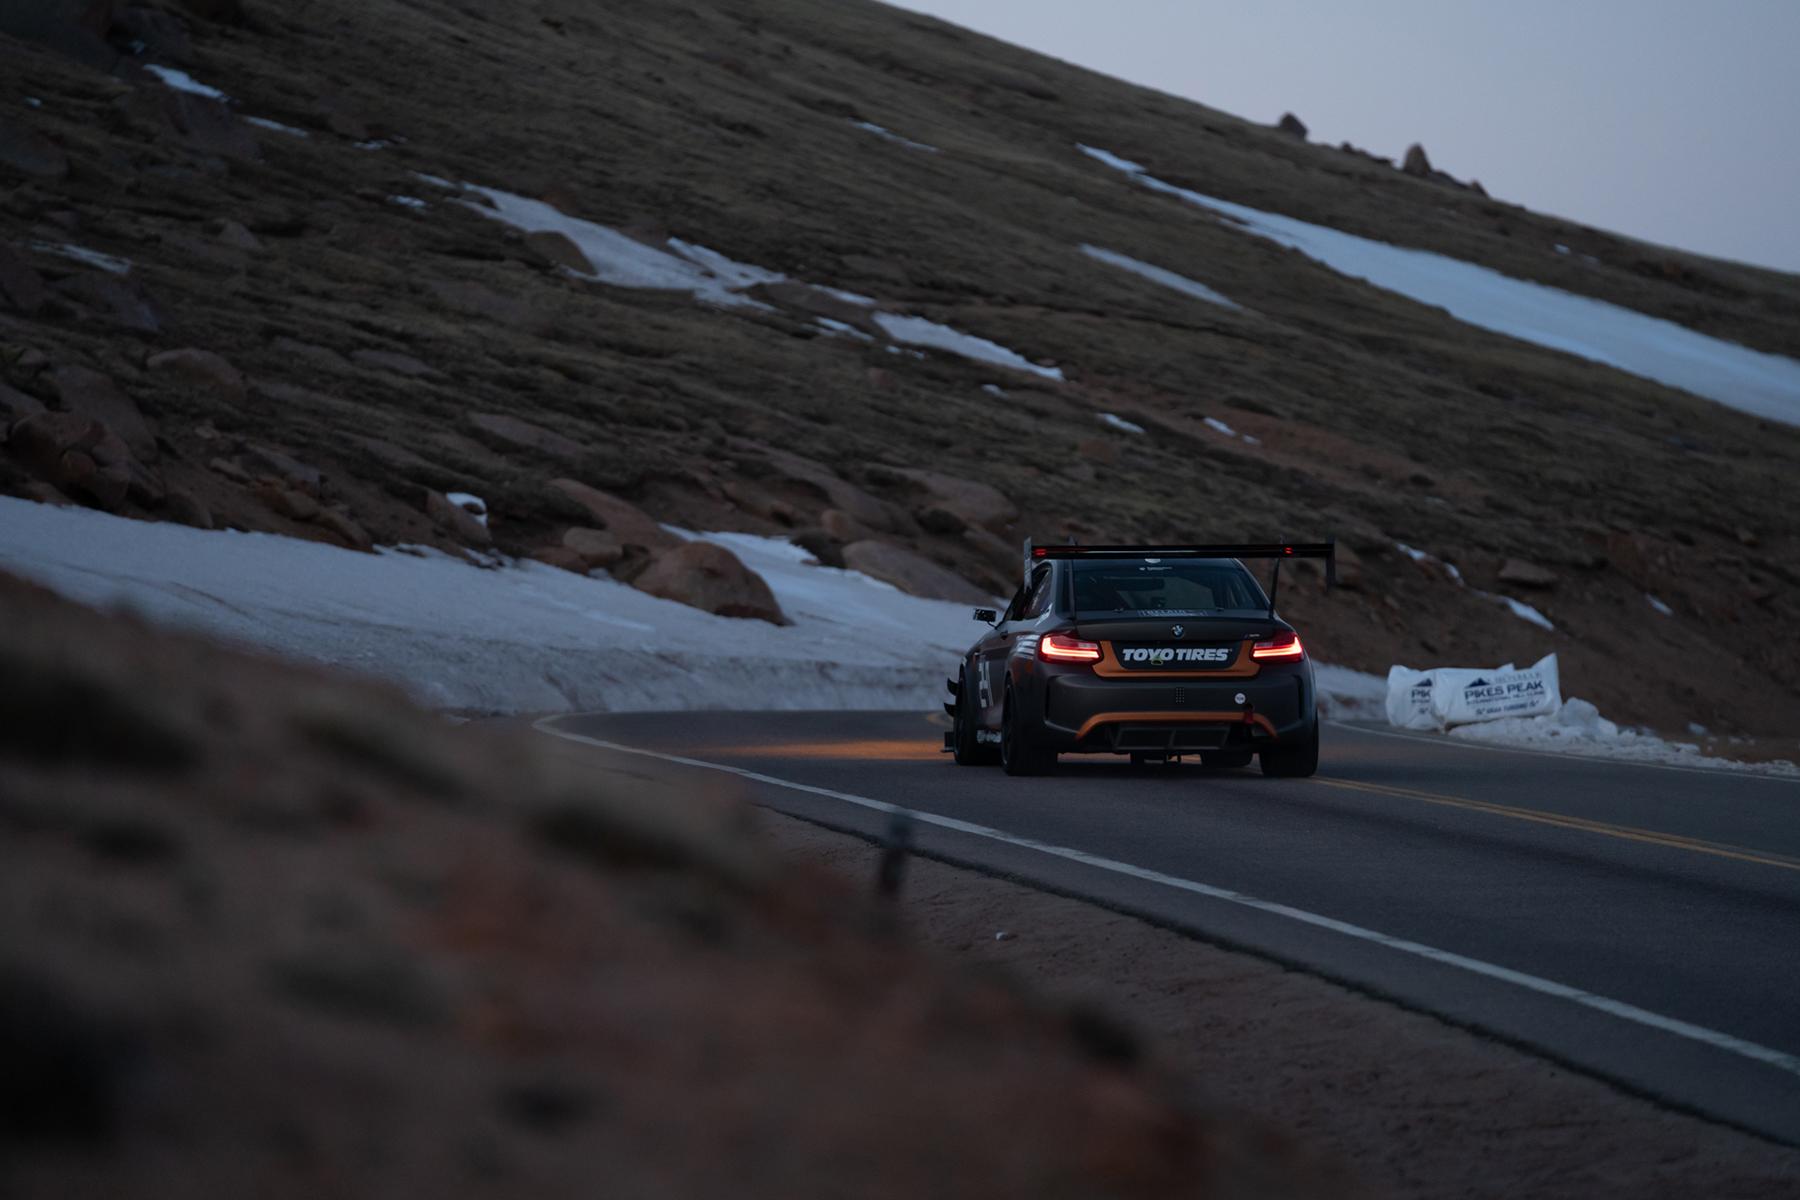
{"left": 1072, "top": 711, "right": 1278, "bottom": 741}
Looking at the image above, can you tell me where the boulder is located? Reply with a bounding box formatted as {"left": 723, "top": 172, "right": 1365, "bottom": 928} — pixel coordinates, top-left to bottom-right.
{"left": 915, "top": 505, "right": 967, "bottom": 536}
{"left": 562, "top": 526, "right": 623, "bottom": 570}
{"left": 350, "top": 348, "right": 441, "bottom": 379}
{"left": 45, "top": 366, "right": 156, "bottom": 459}
{"left": 842, "top": 540, "right": 988, "bottom": 604}
{"left": 789, "top": 528, "right": 846, "bottom": 569}
{"left": 548, "top": 479, "right": 678, "bottom": 553}
{"left": 9, "top": 412, "right": 133, "bottom": 510}
{"left": 256, "top": 480, "right": 320, "bottom": 522}
{"left": 0, "top": 246, "right": 50, "bottom": 314}
{"left": 163, "top": 488, "right": 213, "bottom": 529}
{"left": 1, "top": 381, "right": 46, "bottom": 430}
{"left": 241, "top": 444, "right": 324, "bottom": 495}
{"left": 51, "top": 274, "right": 162, "bottom": 334}
{"left": 632, "top": 541, "right": 788, "bottom": 625}
{"left": 1498, "top": 558, "right": 1558, "bottom": 590}
{"left": 893, "top": 468, "right": 1016, "bottom": 533}
{"left": 757, "top": 448, "right": 908, "bottom": 534}
{"left": 468, "top": 412, "right": 584, "bottom": 462}
{"left": 147, "top": 347, "right": 247, "bottom": 403}
{"left": 531, "top": 545, "right": 589, "bottom": 573}
{"left": 524, "top": 231, "right": 593, "bottom": 274}
{"left": 213, "top": 219, "right": 262, "bottom": 252}
{"left": 820, "top": 508, "right": 871, "bottom": 542}
{"left": 425, "top": 489, "right": 491, "bottom": 547}
{"left": 1401, "top": 143, "right": 1433, "bottom": 178}
{"left": 314, "top": 508, "right": 372, "bottom": 551}
{"left": 0, "top": 123, "right": 69, "bottom": 179}
{"left": 1276, "top": 112, "right": 1308, "bottom": 139}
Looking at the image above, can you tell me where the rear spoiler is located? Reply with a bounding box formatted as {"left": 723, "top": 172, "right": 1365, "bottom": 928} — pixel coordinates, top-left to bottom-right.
{"left": 1024, "top": 539, "right": 1337, "bottom": 616}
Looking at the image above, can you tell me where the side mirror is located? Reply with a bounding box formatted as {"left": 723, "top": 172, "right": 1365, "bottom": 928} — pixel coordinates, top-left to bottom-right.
{"left": 972, "top": 607, "right": 998, "bottom": 624}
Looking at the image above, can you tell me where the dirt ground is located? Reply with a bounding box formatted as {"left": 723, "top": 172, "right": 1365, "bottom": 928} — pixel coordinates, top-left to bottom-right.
{"left": 755, "top": 810, "right": 1800, "bottom": 1199}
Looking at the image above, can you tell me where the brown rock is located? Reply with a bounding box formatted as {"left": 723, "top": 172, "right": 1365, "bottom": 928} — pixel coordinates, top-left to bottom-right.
{"left": 1076, "top": 437, "right": 1119, "bottom": 466}
{"left": 51, "top": 274, "right": 162, "bottom": 334}
{"left": 916, "top": 506, "right": 967, "bottom": 536}
{"left": 164, "top": 488, "right": 213, "bottom": 530}
{"left": 842, "top": 540, "right": 988, "bottom": 604}
{"left": 789, "top": 528, "right": 846, "bottom": 569}
{"left": 315, "top": 508, "right": 372, "bottom": 551}
{"left": 45, "top": 366, "right": 156, "bottom": 460}
{"left": 548, "top": 479, "right": 679, "bottom": 552}
{"left": 1277, "top": 112, "right": 1308, "bottom": 139}
{"left": 894, "top": 469, "right": 1016, "bottom": 533}
{"left": 633, "top": 541, "right": 789, "bottom": 625}
{"left": 213, "top": 219, "right": 262, "bottom": 251}
{"left": 1, "top": 381, "right": 46, "bottom": 431}
{"left": 524, "top": 230, "right": 593, "bottom": 274}
{"left": 469, "top": 412, "right": 585, "bottom": 462}
{"left": 147, "top": 347, "right": 247, "bottom": 403}
{"left": 257, "top": 480, "right": 320, "bottom": 522}
{"left": 351, "top": 348, "right": 441, "bottom": 379}
{"left": 820, "top": 508, "right": 871, "bottom": 542}
{"left": 0, "top": 246, "right": 50, "bottom": 314}
{"left": 209, "top": 456, "right": 252, "bottom": 484}
{"left": 562, "top": 526, "right": 623, "bottom": 570}
{"left": 1498, "top": 558, "right": 1558, "bottom": 590}
{"left": 425, "top": 489, "right": 491, "bottom": 547}
{"left": 242, "top": 444, "right": 324, "bottom": 495}
{"left": 1402, "top": 143, "right": 1433, "bottom": 178}
{"left": 758, "top": 448, "right": 910, "bottom": 534}
{"left": 0, "top": 123, "right": 69, "bottom": 179}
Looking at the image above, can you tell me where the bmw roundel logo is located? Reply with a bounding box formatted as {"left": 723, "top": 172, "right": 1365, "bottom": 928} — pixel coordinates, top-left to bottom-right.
{"left": 1171, "top": 624, "right": 1185, "bottom": 638}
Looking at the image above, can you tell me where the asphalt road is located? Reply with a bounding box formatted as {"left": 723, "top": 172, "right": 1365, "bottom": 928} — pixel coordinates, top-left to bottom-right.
{"left": 536, "top": 711, "right": 1800, "bottom": 1144}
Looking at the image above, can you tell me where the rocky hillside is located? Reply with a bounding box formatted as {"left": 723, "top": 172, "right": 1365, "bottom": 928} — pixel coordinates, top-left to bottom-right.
{"left": 3, "top": 0, "right": 1798, "bottom": 736}
{"left": 0, "top": 570, "right": 1338, "bottom": 1197}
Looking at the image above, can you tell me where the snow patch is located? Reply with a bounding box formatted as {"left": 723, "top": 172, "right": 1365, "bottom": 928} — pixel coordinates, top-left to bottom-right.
{"left": 1646, "top": 593, "right": 1674, "bottom": 617}
{"left": 1497, "top": 594, "right": 1555, "bottom": 632}
{"left": 451, "top": 182, "right": 778, "bottom": 311}
{"left": 244, "top": 116, "right": 309, "bottom": 137}
{"left": 817, "top": 286, "right": 877, "bottom": 307}
{"left": 144, "top": 65, "right": 230, "bottom": 101}
{"left": 387, "top": 195, "right": 428, "bottom": 210}
{"left": 852, "top": 120, "right": 939, "bottom": 153}
{"left": 815, "top": 317, "right": 872, "bottom": 342}
{"left": 1203, "top": 416, "right": 1238, "bottom": 438}
{"left": 0, "top": 497, "right": 980, "bottom": 715}
{"left": 25, "top": 97, "right": 43, "bottom": 109}
{"left": 357, "top": 139, "right": 394, "bottom": 151}
{"left": 980, "top": 384, "right": 1007, "bottom": 399}
{"left": 445, "top": 492, "right": 488, "bottom": 527}
{"left": 1446, "top": 698, "right": 1797, "bottom": 777}
{"left": 1393, "top": 541, "right": 1552, "bottom": 630}
{"left": 1079, "top": 244, "right": 1240, "bottom": 310}
{"left": 872, "top": 313, "right": 1063, "bottom": 380}
{"left": 1098, "top": 412, "right": 1144, "bottom": 434}
{"left": 30, "top": 242, "right": 132, "bottom": 275}
{"left": 1080, "top": 145, "right": 1800, "bottom": 427}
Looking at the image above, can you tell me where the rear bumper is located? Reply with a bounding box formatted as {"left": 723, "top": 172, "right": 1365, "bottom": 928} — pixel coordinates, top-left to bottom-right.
{"left": 1039, "top": 667, "right": 1312, "bottom": 754}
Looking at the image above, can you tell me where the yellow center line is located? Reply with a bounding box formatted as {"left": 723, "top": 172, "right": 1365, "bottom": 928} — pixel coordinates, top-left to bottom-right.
{"left": 1315, "top": 776, "right": 1800, "bottom": 873}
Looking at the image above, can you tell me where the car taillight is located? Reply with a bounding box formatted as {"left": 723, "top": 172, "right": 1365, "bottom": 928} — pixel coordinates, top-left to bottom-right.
{"left": 1039, "top": 633, "right": 1102, "bottom": 662}
{"left": 1251, "top": 632, "right": 1305, "bottom": 660}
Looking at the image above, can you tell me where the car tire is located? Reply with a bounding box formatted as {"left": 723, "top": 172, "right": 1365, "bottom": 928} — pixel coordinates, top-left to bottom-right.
{"left": 1200, "top": 750, "right": 1254, "bottom": 769}
{"left": 951, "top": 667, "right": 999, "bottom": 766}
{"left": 1260, "top": 719, "right": 1320, "bottom": 778}
{"left": 1001, "top": 682, "right": 1055, "bottom": 776}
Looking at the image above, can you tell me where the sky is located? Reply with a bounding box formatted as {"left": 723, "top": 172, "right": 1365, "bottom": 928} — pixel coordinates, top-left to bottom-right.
{"left": 884, "top": 0, "right": 1800, "bottom": 275}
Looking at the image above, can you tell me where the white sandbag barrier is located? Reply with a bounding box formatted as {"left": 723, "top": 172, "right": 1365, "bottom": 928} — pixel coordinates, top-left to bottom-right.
{"left": 1385, "top": 654, "right": 1560, "bottom": 730}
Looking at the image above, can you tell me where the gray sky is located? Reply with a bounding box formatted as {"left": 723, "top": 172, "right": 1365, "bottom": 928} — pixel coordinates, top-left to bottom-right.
{"left": 885, "top": 0, "right": 1800, "bottom": 274}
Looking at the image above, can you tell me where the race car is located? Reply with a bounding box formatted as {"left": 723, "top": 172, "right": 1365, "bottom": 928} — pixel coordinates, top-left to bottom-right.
{"left": 944, "top": 541, "right": 1335, "bottom": 777}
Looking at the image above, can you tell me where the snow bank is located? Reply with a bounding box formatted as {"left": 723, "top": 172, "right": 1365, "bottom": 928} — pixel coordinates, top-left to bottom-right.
{"left": 144, "top": 65, "right": 229, "bottom": 101}
{"left": 29, "top": 242, "right": 131, "bottom": 275}
{"left": 871, "top": 313, "right": 1064, "bottom": 380}
{"left": 1447, "top": 699, "right": 1798, "bottom": 777}
{"left": 1080, "top": 145, "right": 1800, "bottom": 427}
{"left": 0, "top": 498, "right": 978, "bottom": 715}
{"left": 1079, "top": 244, "right": 1240, "bottom": 310}
{"left": 1098, "top": 412, "right": 1144, "bottom": 434}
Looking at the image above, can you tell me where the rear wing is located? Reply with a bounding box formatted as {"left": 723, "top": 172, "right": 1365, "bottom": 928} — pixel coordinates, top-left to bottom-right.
{"left": 1024, "top": 539, "right": 1337, "bottom": 616}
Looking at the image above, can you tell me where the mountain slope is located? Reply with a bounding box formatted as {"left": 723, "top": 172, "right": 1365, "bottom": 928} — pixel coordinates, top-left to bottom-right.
{"left": 2, "top": 0, "right": 1797, "bottom": 738}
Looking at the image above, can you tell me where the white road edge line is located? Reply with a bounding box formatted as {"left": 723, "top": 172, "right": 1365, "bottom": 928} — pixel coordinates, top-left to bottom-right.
{"left": 536, "top": 714, "right": 1800, "bottom": 1081}
{"left": 1328, "top": 720, "right": 1800, "bottom": 785}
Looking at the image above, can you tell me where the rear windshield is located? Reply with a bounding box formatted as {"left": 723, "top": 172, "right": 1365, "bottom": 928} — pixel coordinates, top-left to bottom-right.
{"left": 1071, "top": 558, "right": 1268, "bottom": 617}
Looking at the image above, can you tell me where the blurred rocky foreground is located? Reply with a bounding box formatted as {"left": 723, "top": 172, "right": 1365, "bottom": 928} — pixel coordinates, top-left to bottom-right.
{"left": 0, "top": 572, "right": 1339, "bottom": 1199}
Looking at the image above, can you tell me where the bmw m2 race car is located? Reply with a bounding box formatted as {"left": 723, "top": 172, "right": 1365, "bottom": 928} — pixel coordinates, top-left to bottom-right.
{"left": 944, "top": 542, "right": 1336, "bottom": 777}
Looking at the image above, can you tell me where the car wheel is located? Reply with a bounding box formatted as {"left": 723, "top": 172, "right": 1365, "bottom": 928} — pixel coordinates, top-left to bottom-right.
{"left": 1200, "top": 750, "right": 1254, "bottom": 769}
{"left": 1000, "top": 682, "right": 1054, "bottom": 776}
{"left": 951, "top": 667, "right": 998, "bottom": 766}
{"left": 1259, "top": 720, "right": 1320, "bottom": 778}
